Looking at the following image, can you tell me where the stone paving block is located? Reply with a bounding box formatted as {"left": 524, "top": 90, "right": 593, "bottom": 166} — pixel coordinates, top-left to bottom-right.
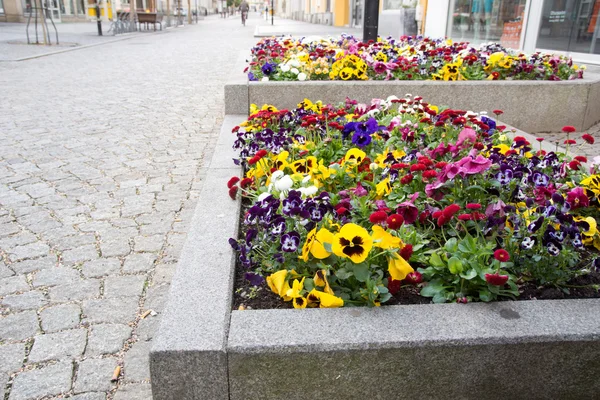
{"left": 86, "top": 324, "right": 132, "bottom": 356}
{"left": 48, "top": 279, "right": 101, "bottom": 302}
{"left": 99, "top": 240, "right": 131, "bottom": 258}
{"left": 144, "top": 284, "right": 170, "bottom": 313}
{"left": 74, "top": 358, "right": 117, "bottom": 393}
{"left": 61, "top": 245, "right": 99, "bottom": 265}
{"left": 1, "top": 290, "right": 47, "bottom": 311}
{"left": 0, "top": 311, "right": 39, "bottom": 341}
{"left": 0, "top": 222, "right": 20, "bottom": 237}
{"left": 136, "top": 317, "right": 159, "bottom": 341}
{"left": 40, "top": 304, "right": 81, "bottom": 333}
{"left": 0, "top": 263, "right": 14, "bottom": 279}
{"left": 133, "top": 235, "right": 164, "bottom": 253}
{"left": 82, "top": 259, "right": 121, "bottom": 278}
{"left": 0, "top": 275, "right": 29, "bottom": 296}
{"left": 113, "top": 383, "right": 152, "bottom": 400}
{"left": 10, "top": 257, "right": 56, "bottom": 274}
{"left": 33, "top": 267, "right": 80, "bottom": 287}
{"left": 51, "top": 234, "right": 97, "bottom": 251}
{"left": 0, "top": 233, "right": 38, "bottom": 251}
{"left": 104, "top": 275, "right": 146, "bottom": 299}
{"left": 69, "top": 392, "right": 107, "bottom": 400}
{"left": 0, "top": 343, "right": 24, "bottom": 375}
{"left": 10, "top": 361, "right": 73, "bottom": 400}
{"left": 83, "top": 297, "right": 139, "bottom": 324}
{"left": 151, "top": 263, "right": 177, "bottom": 286}
{"left": 8, "top": 242, "right": 50, "bottom": 262}
{"left": 124, "top": 341, "right": 151, "bottom": 382}
{"left": 28, "top": 329, "right": 87, "bottom": 363}
{"left": 123, "top": 253, "right": 157, "bottom": 274}
{"left": 1, "top": 374, "right": 7, "bottom": 399}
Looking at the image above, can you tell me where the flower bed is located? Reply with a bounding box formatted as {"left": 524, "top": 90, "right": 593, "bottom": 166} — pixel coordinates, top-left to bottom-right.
{"left": 228, "top": 95, "right": 600, "bottom": 309}
{"left": 246, "top": 35, "right": 584, "bottom": 82}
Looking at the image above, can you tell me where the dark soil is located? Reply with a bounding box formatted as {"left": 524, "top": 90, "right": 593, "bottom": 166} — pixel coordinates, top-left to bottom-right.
{"left": 232, "top": 263, "right": 600, "bottom": 310}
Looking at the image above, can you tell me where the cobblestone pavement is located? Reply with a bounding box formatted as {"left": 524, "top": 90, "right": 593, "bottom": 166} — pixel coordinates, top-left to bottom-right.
{"left": 534, "top": 125, "right": 600, "bottom": 164}
{"left": 0, "top": 13, "right": 262, "bottom": 400}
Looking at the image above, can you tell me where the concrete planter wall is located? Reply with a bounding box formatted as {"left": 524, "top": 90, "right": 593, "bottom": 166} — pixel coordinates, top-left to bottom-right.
{"left": 150, "top": 113, "right": 600, "bottom": 400}
{"left": 225, "top": 66, "right": 600, "bottom": 133}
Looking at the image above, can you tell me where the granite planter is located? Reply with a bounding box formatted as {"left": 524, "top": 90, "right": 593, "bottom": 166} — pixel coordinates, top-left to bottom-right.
{"left": 150, "top": 114, "right": 600, "bottom": 400}
{"left": 225, "top": 65, "right": 600, "bottom": 133}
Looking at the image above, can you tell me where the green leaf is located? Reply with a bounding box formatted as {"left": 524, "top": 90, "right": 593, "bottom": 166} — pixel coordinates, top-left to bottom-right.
{"left": 335, "top": 268, "right": 353, "bottom": 280}
{"left": 304, "top": 279, "right": 315, "bottom": 292}
{"left": 444, "top": 238, "right": 458, "bottom": 252}
{"left": 323, "top": 242, "right": 333, "bottom": 253}
{"left": 429, "top": 252, "right": 445, "bottom": 268}
{"left": 459, "top": 268, "right": 478, "bottom": 280}
{"left": 420, "top": 280, "right": 446, "bottom": 298}
{"left": 353, "top": 264, "right": 370, "bottom": 282}
{"left": 447, "top": 257, "right": 463, "bottom": 274}
{"left": 432, "top": 293, "right": 447, "bottom": 303}
{"left": 479, "top": 289, "right": 492, "bottom": 302}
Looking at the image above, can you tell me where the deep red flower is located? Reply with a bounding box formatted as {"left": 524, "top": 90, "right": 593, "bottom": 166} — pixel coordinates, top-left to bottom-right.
{"left": 442, "top": 204, "right": 461, "bottom": 218}
{"left": 437, "top": 215, "right": 451, "bottom": 226}
{"left": 457, "top": 213, "right": 472, "bottom": 221}
{"left": 574, "top": 156, "right": 588, "bottom": 163}
{"left": 492, "top": 109, "right": 503, "bottom": 115}
{"left": 536, "top": 137, "right": 544, "bottom": 142}
{"left": 335, "top": 207, "right": 349, "bottom": 216}
{"left": 228, "top": 186, "right": 238, "bottom": 200}
{"left": 387, "top": 279, "right": 402, "bottom": 295}
{"left": 466, "top": 203, "right": 481, "bottom": 210}
{"left": 404, "top": 270, "right": 422, "bottom": 285}
{"left": 562, "top": 126, "right": 576, "bottom": 133}
{"left": 248, "top": 155, "right": 260, "bottom": 165}
{"left": 569, "top": 160, "right": 581, "bottom": 170}
{"left": 582, "top": 134, "right": 595, "bottom": 144}
{"left": 435, "top": 161, "right": 448, "bottom": 169}
{"left": 400, "top": 174, "right": 414, "bottom": 185}
{"left": 422, "top": 170, "right": 438, "bottom": 179}
{"left": 227, "top": 176, "right": 240, "bottom": 189}
{"left": 493, "top": 249, "right": 510, "bottom": 262}
{"left": 485, "top": 273, "right": 509, "bottom": 286}
{"left": 240, "top": 177, "right": 253, "bottom": 188}
{"left": 456, "top": 297, "right": 468, "bottom": 304}
{"left": 386, "top": 214, "right": 404, "bottom": 230}
{"left": 471, "top": 212, "right": 486, "bottom": 221}
{"left": 418, "top": 211, "right": 430, "bottom": 224}
{"left": 369, "top": 211, "right": 388, "bottom": 224}
{"left": 497, "top": 125, "right": 506, "bottom": 131}
{"left": 564, "top": 139, "right": 577, "bottom": 145}
{"left": 410, "top": 163, "right": 427, "bottom": 172}
{"left": 400, "top": 244, "right": 413, "bottom": 261}
{"left": 231, "top": 126, "right": 240, "bottom": 133}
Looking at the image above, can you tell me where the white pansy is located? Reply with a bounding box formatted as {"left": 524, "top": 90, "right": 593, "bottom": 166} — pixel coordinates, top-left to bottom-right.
{"left": 465, "top": 111, "right": 478, "bottom": 117}
{"left": 386, "top": 95, "right": 399, "bottom": 102}
{"left": 370, "top": 163, "right": 379, "bottom": 171}
{"left": 367, "top": 109, "right": 380, "bottom": 117}
{"left": 298, "top": 186, "right": 318, "bottom": 197}
{"left": 257, "top": 192, "right": 271, "bottom": 202}
{"left": 271, "top": 170, "right": 284, "bottom": 180}
{"left": 280, "top": 64, "right": 291, "bottom": 72}
{"left": 274, "top": 175, "right": 294, "bottom": 192}
{"left": 289, "top": 59, "right": 301, "bottom": 68}
{"left": 298, "top": 72, "right": 307, "bottom": 81}
{"left": 291, "top": 68, "right": 300, "bottom": 75}
{"left": 302, "top": 175, "right": 312, "bottom": 184}
{"left": 261, "top": 77, "right": 269, "bottom": 81}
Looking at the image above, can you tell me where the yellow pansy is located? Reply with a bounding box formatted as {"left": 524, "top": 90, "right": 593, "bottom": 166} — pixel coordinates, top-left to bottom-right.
{"left": 266, "top": 270, "right": 292, "bottom": 301}
{"left": 344, "top": 148, "right": 366, "bottom": 166}
{"left": 340, "top": 67, "right": 354, "bottom": 80}
{"left": 388, "top": 253, "right": 414, "bottom": 281}
{"left": 574, "top": 216, "right": 597, "bottom": 236}
{"left": 306, "top": 289, "right": 344, "bottom": 308}
{"left": 376, "top": 178, "right": 392, "bottom": 198}
{"left": 332, "top": 223, "right": 373, "bottom": 264}
{"left": 285, "top": 277, "right": 305, "bottom": 299}
{"left": 314, "top": 269, "right": 335, "bottom": 295}
{"left": 372, "top": 225, "right": 403, "bottom": 250}
{"left": 301, "top": 228, "right": 334, "bottom": 261}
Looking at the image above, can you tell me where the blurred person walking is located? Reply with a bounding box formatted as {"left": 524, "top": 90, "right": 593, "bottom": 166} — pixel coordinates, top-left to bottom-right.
{"left": 240, "top": 0, "right": 249, "bottom": 25}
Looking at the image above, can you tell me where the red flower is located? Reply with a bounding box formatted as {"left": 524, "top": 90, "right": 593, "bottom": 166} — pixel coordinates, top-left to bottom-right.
{"left": 422, "top": 170, "right": 438, "bottom": 179}
{"left": 399, "top": 244, "right": 413, "bottom": 260}
{"left": 437, "top": 215, "right": 451, "bottom": 226}
{"left": 485, "top": 273, "right": 509, "bottom": 286}
{"left": 582, "top": 134, "right": 595, "bottom": 144}
{"left": 568, "top": 160, "right": 581, "bottom": 170}
{"left": 228, "top": 186, "right": 238, "bottom": 200}
{"left": 335, "top": 207, "right": 349, "bottom": 216}
{"left": 574, "top": 156, "right": 588, "bottom": 163}
{"left": 492, "top": 109, "right": 503, "bottom": 115}
{"left": 369, "top": 211, "right": 388, "bottom": 224}
{"left": 564, "top": 139, "right": 577, "bottom": 145}
{"left": 442, "top": 204, "right": 461, "bottom": 218}
{"left": 227, "top": 176, "right": 240, "bottom": 189}
{"left": 493, "top": 249, "right": 510, "bottom": 262}
{"left": 240, "top": 177, "right": 253, "bottom": 188}
{"left": 386, "top": 214, "right": 404, "bottom": 230}
{"left": 388, "top": 279, "right": 402, "bottom": 295}
{"left": 404, "top": 271, "right": 422, "bottom": 285}
{"left": 471, "top": 212, "right": 486, "bottom": 221}
{"left": 400, "top": 174, "right": 414, "bottom": 185}
{"left": 535, "top": 137, "right": 544, "bottom": 142}
{"left": 391, "top": 163, "right": 409, "bottom": 170}
{"left": 457, "top": 213, "right": 472, "bottom": 221}
{"left": 466, "top": 203, "right": 481, "bottom": 210}
{"left": 496, "top": 125, "right": 506, "bottom": 131}
{"left": 248, "top": 155, "right": 260, "bottom": 165}
{"left": 456, "top": 297, "right": 468, "bottom": 304}
{"left": 410, "top": 163, "right": 427, "bottom": 172}
{"left": 435, "top": 161, "right": 448, "bottom": 169}
{"left": 562, "top": 126, "right": 576, "bottom": 133}
{"left": 256, "top": 149, "right": 268, "bottom": 158}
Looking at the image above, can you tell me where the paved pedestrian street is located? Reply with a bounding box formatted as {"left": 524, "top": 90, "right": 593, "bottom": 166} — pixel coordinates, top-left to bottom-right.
{"left": 0, "top": 14, "right": 263, "bottom": 400}
{"left": 1, "top": 13, "right": 599, "bottom": 400}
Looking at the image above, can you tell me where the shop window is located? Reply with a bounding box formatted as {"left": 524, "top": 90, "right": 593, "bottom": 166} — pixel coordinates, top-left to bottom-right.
{"left": 537, "top": 0, "right": 600, "bottom": 54}
{"left": 0, "top": 0, "right": 4, "bottom": 14}
{"left": 446, "top": 0, "right": 527, "bottom": 48}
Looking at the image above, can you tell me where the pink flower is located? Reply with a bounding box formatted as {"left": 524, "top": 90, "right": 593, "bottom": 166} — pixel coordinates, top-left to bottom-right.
{"left": 458, "top": 155, "right": 492, "bottom": 175}
{"left": 353, "top": 182, "right": 368, "bottom": 197}
{"left": 566, "top": 187, "right": 589, "bottom": 209}
{"left": 396, "top": 202, "right": 419, "bottom": 225}
{"left": 441, "top": 163, "right": 462, "bottom": 181}
{"left": 425, "top": 181, "right": 445, "bottom": 201}
{"left": 373, "top": 61, "right": 387, "bottom": 74}
{"left": 456, "top": 127, "right": 477, "bottom": 147}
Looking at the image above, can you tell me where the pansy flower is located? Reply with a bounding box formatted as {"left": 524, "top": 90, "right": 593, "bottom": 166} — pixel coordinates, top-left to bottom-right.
{"left": 332, "top": 223, "right": 373, "bottom": 263}
{"left": 281, "top": 231, "right": 301, "bottom": 252}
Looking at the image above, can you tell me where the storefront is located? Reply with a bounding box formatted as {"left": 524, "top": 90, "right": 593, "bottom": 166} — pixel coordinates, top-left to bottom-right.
{"left": 425, "top": 0, "right": 600, "bottom": 64}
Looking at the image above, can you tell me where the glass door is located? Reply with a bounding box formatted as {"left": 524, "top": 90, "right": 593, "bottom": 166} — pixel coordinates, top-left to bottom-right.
{"left": 536, "top": 0, "right": 600, "bottom": 56}
{"left": 44, "top": 0, "right": 62, "bottom": 21}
